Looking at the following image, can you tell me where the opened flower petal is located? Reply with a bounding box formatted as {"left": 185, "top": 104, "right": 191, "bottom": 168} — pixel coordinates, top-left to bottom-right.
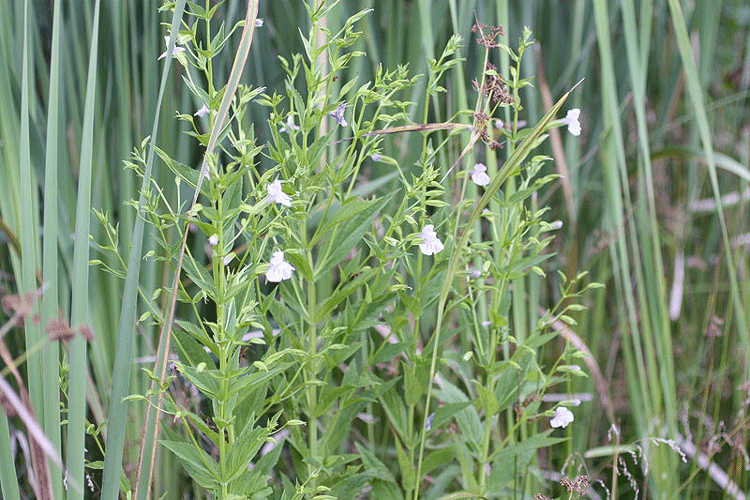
{"left": 267, "top": 179, "right": 292, "bottom": 207}
{"left": 279, "top": 115, "right": 300, "bottom": 133}
{"left": 418, "top": 224, "right": 444, "bottom": 256}
{"left": 562, "top": 108, "right": 581, "bottom": 136}
{"left": 550, "top": 406, "right": 574, "bottom": 428}
{"left": 266, "top": 251, "right": 295, "bottom": 282}
{"left": 158, "top": 35, "right": 185, "bottom": 60}
{"left": 329, "top": 102, "right": 348, "bottom": 127}
{"left": 470, "top": 163, "right": 491, "bottom": 186}
{"left": 194, "top": 104, "right": 209, "bottom": 117}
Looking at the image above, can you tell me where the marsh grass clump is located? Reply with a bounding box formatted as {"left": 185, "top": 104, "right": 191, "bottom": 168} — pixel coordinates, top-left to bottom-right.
{"left": 4, "top": 1, "right": 747, "bottom": 500}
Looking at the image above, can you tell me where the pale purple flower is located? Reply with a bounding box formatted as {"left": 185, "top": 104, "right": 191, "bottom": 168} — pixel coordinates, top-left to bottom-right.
{"left": 417, "top": 224, "right": 444, "bottom": 256}
{"left": 267, "top": 179, "right": 292, "bottom": 207}
{"left": 200, "top": 164, "right": 210, "bottom": 181}
{"left": 194, "top": 104, "right": 209, "bottom": 117}
{"left": 550, "top": 406, "right": 574, "bottom": 428}
{"left": 425, "top": 412, "right": 435, "bottom": 431}
{"left": 562, "top": 108, "right": 581, "bottom": 136}
{"left": 254, "top": 19, "right": 264, "bottom": 27}
{"left": 470, "top": 163, "right": 490, "bottom": 186}
{"left": 158, "top": 35, "right": 186, "bottom": 60}
{"left": 208, "top": 235, "right": 219, "bottom": 246}
{"left": 223, "top": 253, "right": 234, "bottom": 266}
{"left": 495, "top": 119, "right": 504, "bottom": 129}
{"left": 329, "top": 102, "right": 347, "bottom": 127}
{"left": 470, "top": 269, "right": 482, "bottom": 278}
{"left": 266, "top": 251, "right": 295, "bottom": 282}
{"left": 371, "top": 153, "right": 382, "bottom": 162}
{"left": 279, "top": 115, "right": 300, "bottom": 133}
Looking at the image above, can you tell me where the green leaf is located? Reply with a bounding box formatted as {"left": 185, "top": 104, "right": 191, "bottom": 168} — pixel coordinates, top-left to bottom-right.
{"left": 314, "top": 194, "right": 393, "bottom": 277}
{"left": 487, "top": 432, "right": 566, "bottom": 491}
{"left": 172, "top": 326, "right": 216, "bottom": 369}
{"left": 160, "top": 440, "right": 219, "bottom": 490}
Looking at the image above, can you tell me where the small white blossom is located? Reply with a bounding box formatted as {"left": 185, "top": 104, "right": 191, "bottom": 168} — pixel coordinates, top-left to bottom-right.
{"left": 208, "top": 235, "right": 219, "bottom": 246}
{"left": 417, "top": 224, "right": 444, "bottom": 256}
{"left": 279, "top": 115, "right": 300, "bottom": 133}
{"left": 158, "top": 35, "right": 185, "bottom": 60}
{"left": 267, "top": 179, "right": 292, "bottom": 207}
{"left": 266, "top": 251, "right": 295, "bottom": 282}
{"left": 562, "top": 108, "right": 581, "bottom": 136}
{"left": 470, "top": 269, "right": 482, "bottom": 278}
{"left": 495, "top": 119, "right": 504, "bottom": 129}
{"left": 329, "top": 102, "right": 347, "bottom": 127}
{"left": 194, "top": 104, "right": 209, "bottom": 117}
{"left": 550, "top": 406, "right": 574, "bottom": 428}
{"left": 470, "top": 163, "right": 491, "bottom": 186}
{"left": 371, "top": 153, "right": 382, "bottom": 162}
{"left": 254, "top": 18, "right": 264, "bottom": 27}
{"left": 223, "top": 253, "right": 234, "bottom": 266}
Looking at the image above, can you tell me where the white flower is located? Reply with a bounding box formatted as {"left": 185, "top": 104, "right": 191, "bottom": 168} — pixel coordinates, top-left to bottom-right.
{"left": 470, "top": 163, "right": 490, "bottom": 186}
{"left": 371, "top": 153, "right": 382, "bottom": 162}
{"left": 194, "top": 104, "right": 209, "bottom": 117}
{"left": 158, "top": 35, "right": 185, "bottom": 60}
{"left": 254, "top": 18, "right": 264, "bottom": 27}
{"left": 329, "top": 102, "right": 347, "bottom": 127}
{"left": 495, "top": 119, "right": 504, "bottom": 129}
{"left": 550, "top": 406, "right": 574, "bottom": 428}
{"left": 562, "top": 108, "right": 581, "bottom": 136}
{"left": 267, "top": 179, "right": 292, "bottom": 207}
{"left": 279, "top": 115, "right": 300, "bottom": 133}
{"left": 208, "top": 235, "right": 219, "bottom": 246}
{"left": 417, "top": 224, "right": 444, "bottom": 256}
{"left": 470, "top": 269, "right": 482, "bottom": 278}
{"left": 266, "top": 251, "right": 295, "bottom": 282}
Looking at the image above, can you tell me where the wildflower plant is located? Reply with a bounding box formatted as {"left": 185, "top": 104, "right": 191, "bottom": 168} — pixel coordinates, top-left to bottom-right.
{"left": 102, "top": 4, "right": 600, "bottom": 499}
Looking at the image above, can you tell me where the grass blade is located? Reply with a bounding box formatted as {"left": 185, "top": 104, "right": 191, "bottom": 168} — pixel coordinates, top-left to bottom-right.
{"left": 66, "top": 0, "right": 102, "bottom": 499}
{"left": 40, "top": 0, "right": 64, "bottom": 497}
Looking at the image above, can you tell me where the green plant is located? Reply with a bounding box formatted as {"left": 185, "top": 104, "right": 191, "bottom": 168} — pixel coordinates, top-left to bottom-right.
{"left": 91, "top": 4, "right": 598, "bottom": 499}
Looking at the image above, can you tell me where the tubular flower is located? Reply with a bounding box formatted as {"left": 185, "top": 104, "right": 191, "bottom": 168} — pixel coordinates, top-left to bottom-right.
{"left": 418, "top": 225, "right": 444, "bottom": 256}
{"left": 266, "top": 251, "right": 295, "bottom": 282}
{"left": 562, "top": 108, "right": 581, "bottom": 136}
{"left": 194, "top": 104, "right": 209, "bottom": 117}
{"left": 267, "top": 180, "right": 292, "bottom": 207}
{"left": 470, "top": 163, "right": 491, "bottom": 186}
